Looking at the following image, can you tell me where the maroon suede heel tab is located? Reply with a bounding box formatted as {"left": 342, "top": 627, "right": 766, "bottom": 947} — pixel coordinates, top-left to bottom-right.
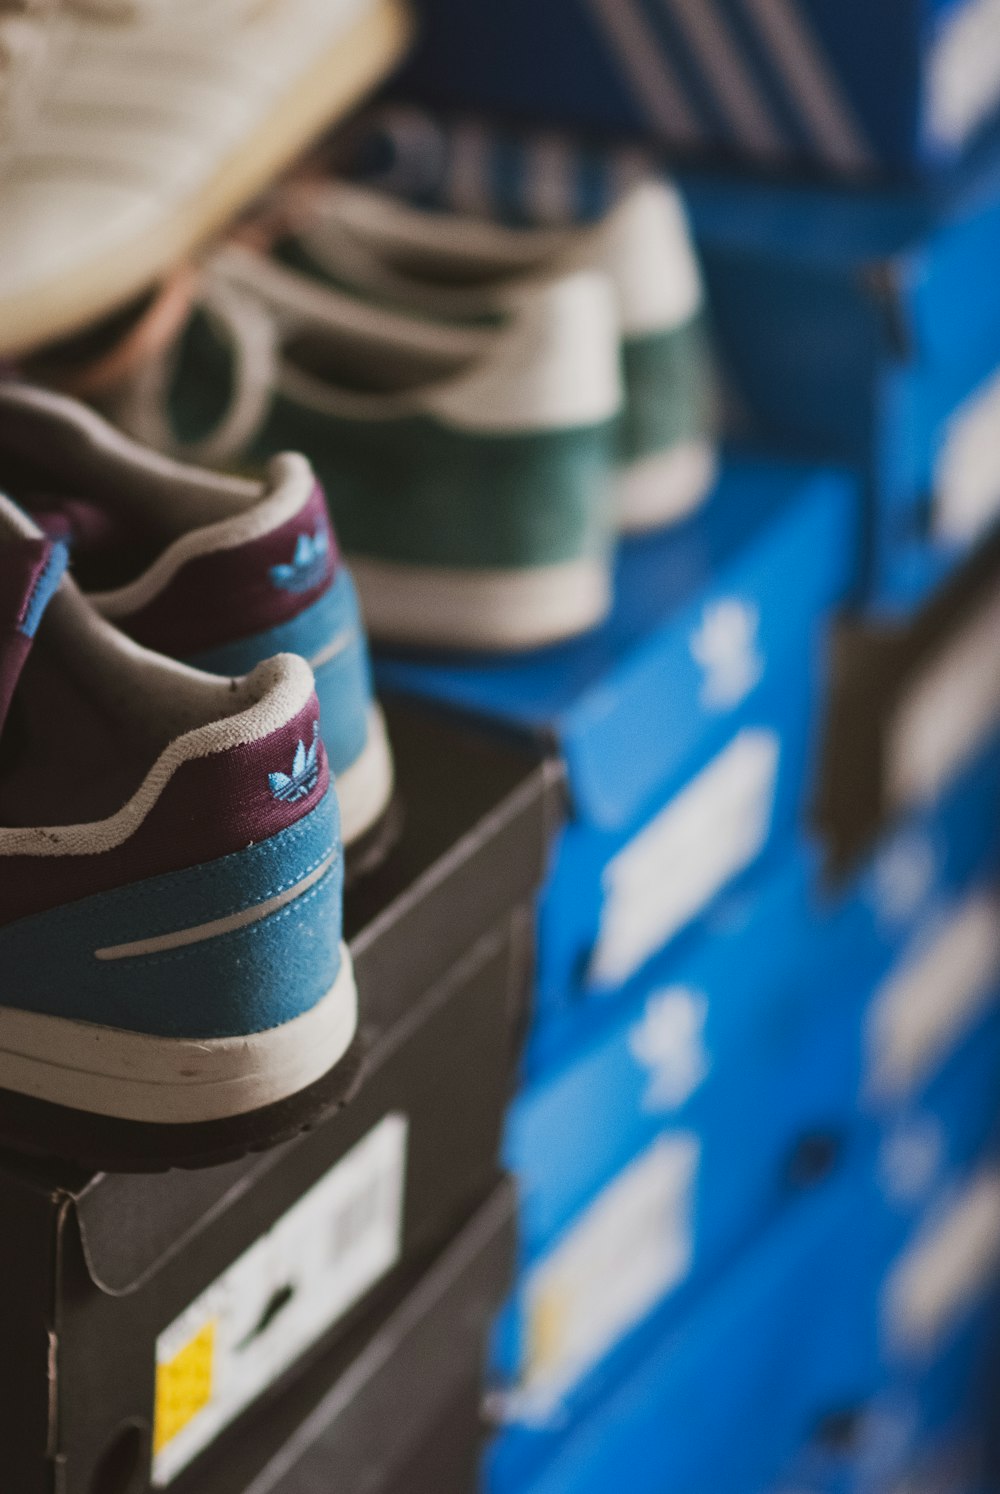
{"left": 0, "top": 692, "right": 329, "bottom": 925}
{"left": 116, "top": 484, "right": 341, "bottom": 655}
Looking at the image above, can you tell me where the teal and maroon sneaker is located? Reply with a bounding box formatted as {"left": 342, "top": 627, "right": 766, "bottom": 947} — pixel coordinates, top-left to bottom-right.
{"left": 0, "top": 381, "right": 393, "bottom": 850}
{"left": 108, "top": 246, "right": 624, "bottom": 653}
{"left": 268, "top": 131, "right": 719, "bottom": 533}
{"left": 0, "top": 493, "right": 358, "bottom": 1169}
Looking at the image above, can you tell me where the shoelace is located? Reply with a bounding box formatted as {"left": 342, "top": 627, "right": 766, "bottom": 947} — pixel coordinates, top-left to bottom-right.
{"left": 113, "top": 271, "right": 281, "bottom": 466}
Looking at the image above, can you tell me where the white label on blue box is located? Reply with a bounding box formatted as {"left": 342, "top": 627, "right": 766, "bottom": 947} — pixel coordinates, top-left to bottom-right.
{"left": 934, "top": 364, "right": 1000, "bottom": 546}
{"left": 511, "top": 1134, "right": 699, "bottom": 1421}
{"left": 151, "top": 1113, "right": 408, "bottom": 1485}
{"left": 866, "top": 890, "right": 1000, "bottom": 1104}
{"left": 887, "top": 581, "right": 1000, "bottom": 814}
{"left": 590, "top": 728, "right": 780, "bottom": 989}
{"left": 884, "top": 1170, "right": 1000, "bottom": 1357}
{"left": 928, "top": 0, "right": 1000, "bottom": 149}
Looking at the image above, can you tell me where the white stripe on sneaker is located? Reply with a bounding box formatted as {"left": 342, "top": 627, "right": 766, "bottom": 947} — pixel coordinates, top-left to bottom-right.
{"left": 94, "top": 853, "right": 335, "bottom": 960}
{"left": 0, "top": 946, "right": 357, "bottom": 1123}
{"left": 739, "top": 0, "right": 875, "bottom": 173}
{"left": 584, "top": 0, "right": 705, "bottom": 146}
{"left": 308, "top": 627, "right": 356, "bottom": 671}
{"left": 658, "top": 0, "right": 790, "bottom": 161}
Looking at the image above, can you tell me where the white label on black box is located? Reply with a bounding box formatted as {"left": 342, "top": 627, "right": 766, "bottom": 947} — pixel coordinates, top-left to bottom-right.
{"left": 866, "top": 890, "right": 1000, "bottom": 1103}
{"left": 510, "top": 1134, "right": 699, "bottom": 1421}
{"left": 886, "top": 581, "right": 1000, "bottom": 815}
{"left": 151, "top": 1113, "right": 408, "bottom": 1485}
{"left": 928, "top": 0, "right": 1000, "bottom": 148}
{"left": 934, "top": 365, "right": 1000, "bottom": 546}
{"left": 883, "top": 1170, "right": 1000, "bottom": 1357}
{"left": 589, "top": 729, "right": 779, "bottom": 989}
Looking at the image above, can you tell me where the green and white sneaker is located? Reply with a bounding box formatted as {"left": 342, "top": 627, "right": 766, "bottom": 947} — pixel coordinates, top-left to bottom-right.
{"left": 111, "top": 244, "right": 623, "bottom": 652}
{"left": 268, "top": 175, "right": 718, "bottom": 534}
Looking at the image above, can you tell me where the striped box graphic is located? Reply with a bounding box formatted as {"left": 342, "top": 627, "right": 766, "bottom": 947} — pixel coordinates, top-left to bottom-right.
{"left": 390, "top": 0, "right": 1000, "bottom": 180}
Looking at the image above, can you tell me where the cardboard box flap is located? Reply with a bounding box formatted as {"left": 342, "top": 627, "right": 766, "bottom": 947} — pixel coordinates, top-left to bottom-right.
{"left": 379, "top": 464, "right": 857, "bottom": 834}
{"left": 172, "top": 1178, "right": 517, "bottom": 1494}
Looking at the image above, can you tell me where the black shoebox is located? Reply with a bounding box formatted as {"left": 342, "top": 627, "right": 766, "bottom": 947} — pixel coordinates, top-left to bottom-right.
{"left": 186, "top": 1178, "right": 514, "bottom": 1494}
{"left": 818, "top": 530, "right": 1000, "bottom": 871}
{"left": 0, "top": 698, "right": 561, "bottom": 1494}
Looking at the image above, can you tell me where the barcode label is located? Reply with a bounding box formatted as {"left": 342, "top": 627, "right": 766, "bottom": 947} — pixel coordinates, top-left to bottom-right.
{"left": 886, "top": 581, "right": 1000, "bottom": 813}
{"left": 152, "top": 1113, "right": 408, "bottom": 1485}
{"left": 866, "top": 890, "right": 1000, "bottom": 1103}
{"left": 510, "top": 1135, "right": 699, "bottom": 1421}
{"left": 589, "top": 729, "right": 779, "bottom": 989}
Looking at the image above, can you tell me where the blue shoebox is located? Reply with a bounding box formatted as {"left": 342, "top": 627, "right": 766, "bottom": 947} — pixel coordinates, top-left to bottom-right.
{"left": 393, "top": 0, "right": 1000, "bottom": 184}
{"left": 786, "top": 1145, "right": 1000, "bottom": 1494}
{"left": 683, "top": 161, "right": 1000, "bottom": 614}
{"left": 378, "top": 461, "right": 858, "bottom": 1022}
{"left": 510, "top": 842, "right": 827, "bottom": 1244}
{"left": 487, "top": 1167, "right": 874, "bottom": 1494}
{"left": 818, "top": 721, "right": 1000, "bottom": 992}
{"left": 806, "top": 731, "right": 1000, "bottom": 1140}
{"left": 489, "top": 845, "right": 847, "bottom": 1426}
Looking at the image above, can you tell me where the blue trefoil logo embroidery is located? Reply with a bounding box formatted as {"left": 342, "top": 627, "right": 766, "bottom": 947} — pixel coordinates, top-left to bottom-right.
{"left": 270, "top": 527, "right": 330, "bottom": 593}
{"left": 269, "top": 722, "right": 321, "bottom": 802}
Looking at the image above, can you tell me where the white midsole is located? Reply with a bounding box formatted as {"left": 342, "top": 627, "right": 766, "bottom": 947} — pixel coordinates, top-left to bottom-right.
{"left": 336, "top": 703, "right": 395, "bottom": 846}
{"left": 0, "top": 945, "right": 357, "bottom": 1124}
{"left": 616, "top": 440, "right": 718, "bottom": 533}
{"left": 351, "top": 554, "right": 611, "bottom": 650}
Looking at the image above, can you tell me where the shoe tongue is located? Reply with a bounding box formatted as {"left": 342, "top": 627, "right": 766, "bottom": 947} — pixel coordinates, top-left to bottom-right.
{"left": 0, "top": 532, "right": 68, "bottom": 735}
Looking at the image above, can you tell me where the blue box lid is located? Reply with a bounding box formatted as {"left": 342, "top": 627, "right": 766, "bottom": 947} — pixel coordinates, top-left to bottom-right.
{"left": 378, "top": 461, "right": 858, "bottom": 834}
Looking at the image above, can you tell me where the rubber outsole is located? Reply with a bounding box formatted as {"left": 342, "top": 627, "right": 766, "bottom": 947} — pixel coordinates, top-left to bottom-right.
{"left": 616, "top": 440, "right": 718, "bottom": 534}
{"left": 351, "top": 553, "right": 612, "bottom": 652}
{"left": 338, "top": 703, "right": 396, "bottom": 848}
{"left": 0, "top": 1027, "right": 368, "bottom": 1173}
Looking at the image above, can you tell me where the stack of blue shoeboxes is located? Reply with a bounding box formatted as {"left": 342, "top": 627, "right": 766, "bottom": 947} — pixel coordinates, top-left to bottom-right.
{"left": 374, "top": 3, "right": 1000, "bottom": 1488}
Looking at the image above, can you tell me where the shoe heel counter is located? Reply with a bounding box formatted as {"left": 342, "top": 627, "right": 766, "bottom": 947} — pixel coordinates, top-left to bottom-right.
{"left": 0, "top": 792, "right": 345, "bottom": 1039}
{"left": 187, "top": 566, "right": 374, "bottom": 778}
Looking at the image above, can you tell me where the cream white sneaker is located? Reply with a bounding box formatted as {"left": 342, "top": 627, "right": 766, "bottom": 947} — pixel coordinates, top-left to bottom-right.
{"left": 0, "top": 0, "right": 410, "bottom": 357}
{"left": 270, "top": 170, "right": 719, "bottom": 533}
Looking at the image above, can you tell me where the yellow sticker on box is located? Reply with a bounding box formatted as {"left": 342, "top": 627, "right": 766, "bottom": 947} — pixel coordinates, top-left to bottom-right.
{"left": 154, "top": 1321, "right": 216, "bottom": 1454}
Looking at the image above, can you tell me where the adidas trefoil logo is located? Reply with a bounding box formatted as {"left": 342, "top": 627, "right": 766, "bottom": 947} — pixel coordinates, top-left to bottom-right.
{"left": 690, "top": 598, "right": 764, "bottom": 711}
{"left": 628, "top": 986, "right": 710, "bottom": 1112}
{"left": 270, "top": 527, "right": 330, "bottom": 594}
{"left": 269, "top": 722, "right": 321, "bottom": 803}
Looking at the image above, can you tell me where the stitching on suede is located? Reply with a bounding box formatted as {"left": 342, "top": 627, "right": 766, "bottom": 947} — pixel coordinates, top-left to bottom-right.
{"left": 108, "top": 875, "right": 336, "bottom": 971}
{"left": 191, "top": 575, "right": 349, "bottom": 668}
{"left": 1, "top": 805, "right": 338, "bottom": 938}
